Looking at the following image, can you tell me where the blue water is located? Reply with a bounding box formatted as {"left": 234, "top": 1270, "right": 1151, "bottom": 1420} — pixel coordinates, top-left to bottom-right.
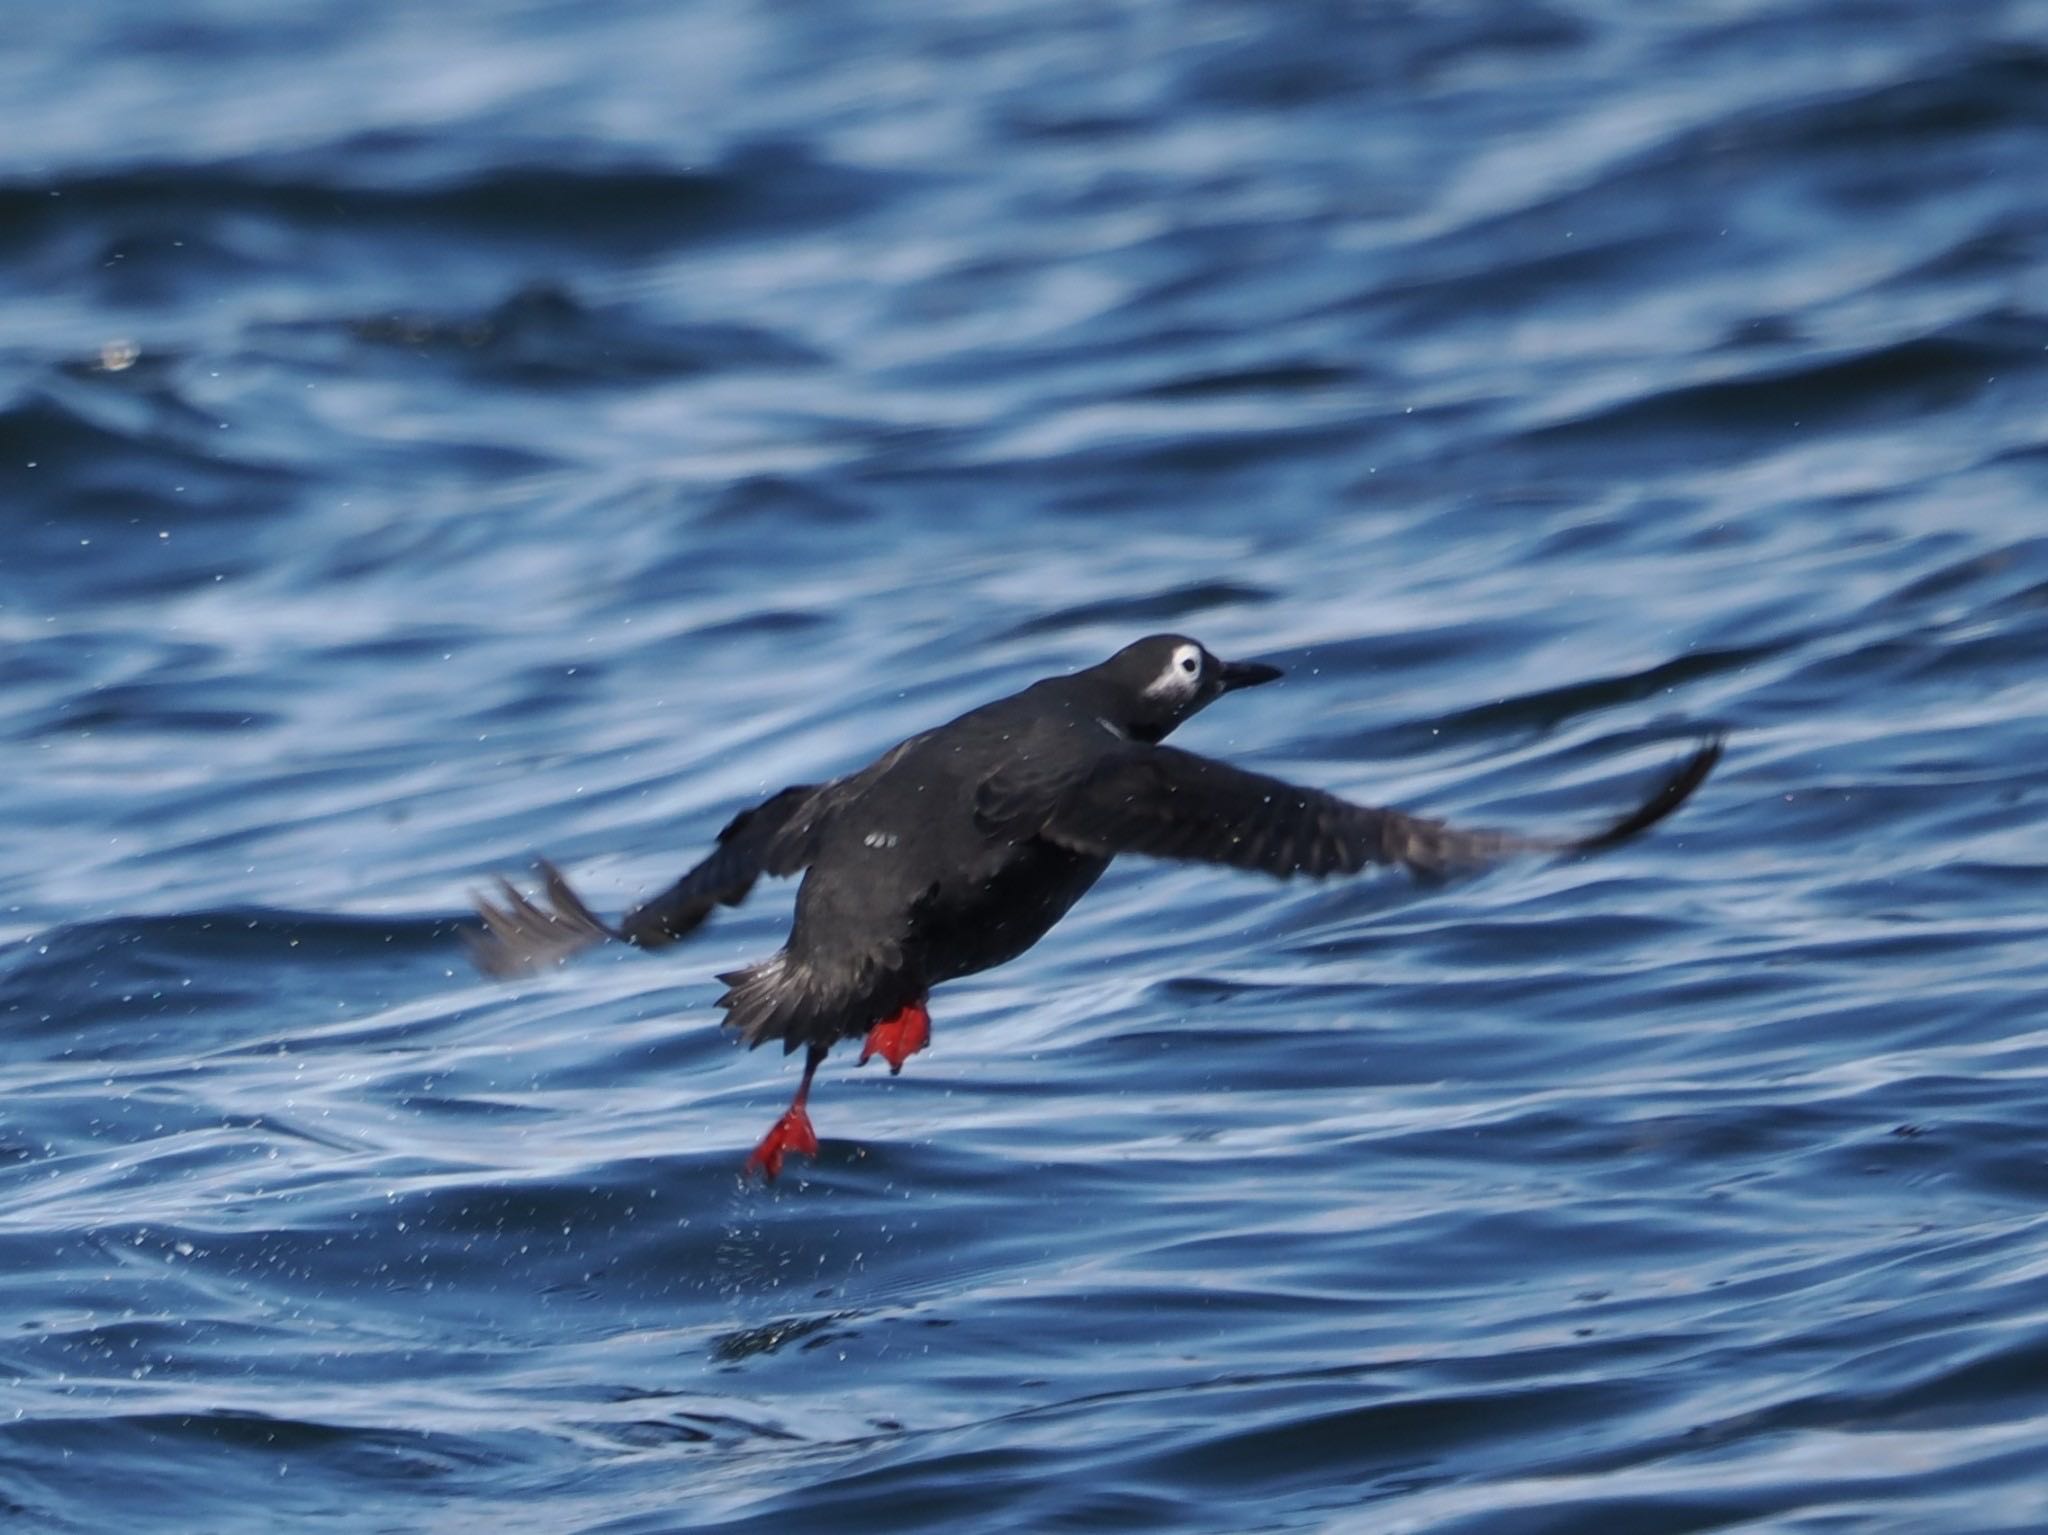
{"left": 7, "top": 1, "right": 2048, "bottom": 1529}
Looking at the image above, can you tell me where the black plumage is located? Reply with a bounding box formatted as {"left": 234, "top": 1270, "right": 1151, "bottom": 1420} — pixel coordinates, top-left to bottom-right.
{"left": 471, "top": 634, "right": 1721, "bottom": 1175}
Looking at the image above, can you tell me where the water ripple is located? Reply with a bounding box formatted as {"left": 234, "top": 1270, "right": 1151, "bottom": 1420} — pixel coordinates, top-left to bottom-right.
{"left": 6, "top": 1, "right": 2048, "bottom": 1531}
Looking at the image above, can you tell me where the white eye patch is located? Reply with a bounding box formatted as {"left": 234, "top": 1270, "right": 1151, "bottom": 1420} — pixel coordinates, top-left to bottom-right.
{"left": 1143, "top": 642, "right": 1205, "bottom": 699}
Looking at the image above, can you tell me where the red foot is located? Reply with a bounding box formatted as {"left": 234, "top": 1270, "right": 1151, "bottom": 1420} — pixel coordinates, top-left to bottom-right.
{"left": 859, "top": 1001, "right": 931, "bottom": 1075}
{"left": 743, "top": 1103, "right": 819, "bottom": 1181}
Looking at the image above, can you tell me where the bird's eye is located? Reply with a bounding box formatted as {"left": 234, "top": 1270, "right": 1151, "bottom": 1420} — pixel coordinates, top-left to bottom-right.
{"left": 1147, "top": 642, "right": 1207, "bottom": 697}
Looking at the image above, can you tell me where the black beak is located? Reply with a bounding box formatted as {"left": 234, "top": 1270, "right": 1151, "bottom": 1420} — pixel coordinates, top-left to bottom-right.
{"left": 1217, "top": 657, "right": 1283, "bottom": 693}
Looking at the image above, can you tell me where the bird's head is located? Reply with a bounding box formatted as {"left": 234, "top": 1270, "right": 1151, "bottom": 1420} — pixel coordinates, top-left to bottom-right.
{"left": 1083, "top": 633, "right": 1282, "bottom": 743}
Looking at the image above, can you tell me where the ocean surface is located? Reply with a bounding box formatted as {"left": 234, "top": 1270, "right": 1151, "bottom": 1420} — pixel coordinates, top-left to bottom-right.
{"left": 6, "top": 1, "right": 2048, "bottom": 1530}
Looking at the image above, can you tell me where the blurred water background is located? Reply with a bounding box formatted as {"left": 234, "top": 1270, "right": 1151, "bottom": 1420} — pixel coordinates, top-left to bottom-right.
{"left": 6, "top": 1, "right": 2048, "bottom": 1530}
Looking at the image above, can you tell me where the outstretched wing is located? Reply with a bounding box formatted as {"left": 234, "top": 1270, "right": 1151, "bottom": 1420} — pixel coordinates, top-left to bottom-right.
{"left": 616, "top": 783, "right": 824, "bottom": 946}
{"left": 466, "top": 782, "right": 821, "bottom": 979}
{"left": 1032, "top": 737, "right": 1722, "bottom": 879}
{"left": 466, "top": 733, "right": 933, "bottom": 980}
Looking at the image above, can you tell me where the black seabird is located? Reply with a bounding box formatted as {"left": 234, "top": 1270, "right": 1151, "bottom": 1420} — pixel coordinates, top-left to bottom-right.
{"left": 470, "top": 634, "right": 1721, "bottom": 1178}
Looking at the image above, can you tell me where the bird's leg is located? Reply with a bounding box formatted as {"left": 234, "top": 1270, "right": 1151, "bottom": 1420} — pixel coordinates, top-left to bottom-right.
{"left": 858, "top": 999, "right": 931, "bottom": 1076}
{"left": 744, "top": 1043, "right": 827, "bottom": 1181}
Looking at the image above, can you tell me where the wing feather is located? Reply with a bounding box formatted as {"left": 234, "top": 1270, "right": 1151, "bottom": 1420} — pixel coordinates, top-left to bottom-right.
{"left": 1037, "top": 738, "right": 1722, "bottom": 880}
{"left": 467, "top": 781, "right": 823, "bottom": 978}
{"left": 466, "top": 734, "right": 936, "bottom": 979}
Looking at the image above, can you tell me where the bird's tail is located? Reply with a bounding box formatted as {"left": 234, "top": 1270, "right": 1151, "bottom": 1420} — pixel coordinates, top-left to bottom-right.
{"left": 717, "top": 949, "right": 924, "bottom": 1055}
{"left": 715, "top": 953, "right": 814, "bottom": 1052}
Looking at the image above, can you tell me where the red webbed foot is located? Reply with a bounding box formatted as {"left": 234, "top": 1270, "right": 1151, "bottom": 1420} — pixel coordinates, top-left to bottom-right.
{"left": 744, "top": 1102, "right": 819, "bottom": 1181}
{"left": 859, "top": 1000, "right": 931, "bottom": 1076}
{"left": 745, "top": 1044, "right": 827, "bottom": 1181}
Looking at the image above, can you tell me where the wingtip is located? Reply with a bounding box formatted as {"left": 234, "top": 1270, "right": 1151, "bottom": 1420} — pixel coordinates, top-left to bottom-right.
{"left": 1572, "top": 732, "right": 1726, "bottom": 853}
{"left": 463, "top": 859, "right": 619, "bottom": 979}
{"left": 1682, "top": 731, "right": 1728, "bottom": 790}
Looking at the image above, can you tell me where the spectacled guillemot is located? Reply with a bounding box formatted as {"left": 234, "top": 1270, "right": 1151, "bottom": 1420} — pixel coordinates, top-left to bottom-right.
{"left": 471, "top": 634, "right": 1721, "bottom": 1178}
